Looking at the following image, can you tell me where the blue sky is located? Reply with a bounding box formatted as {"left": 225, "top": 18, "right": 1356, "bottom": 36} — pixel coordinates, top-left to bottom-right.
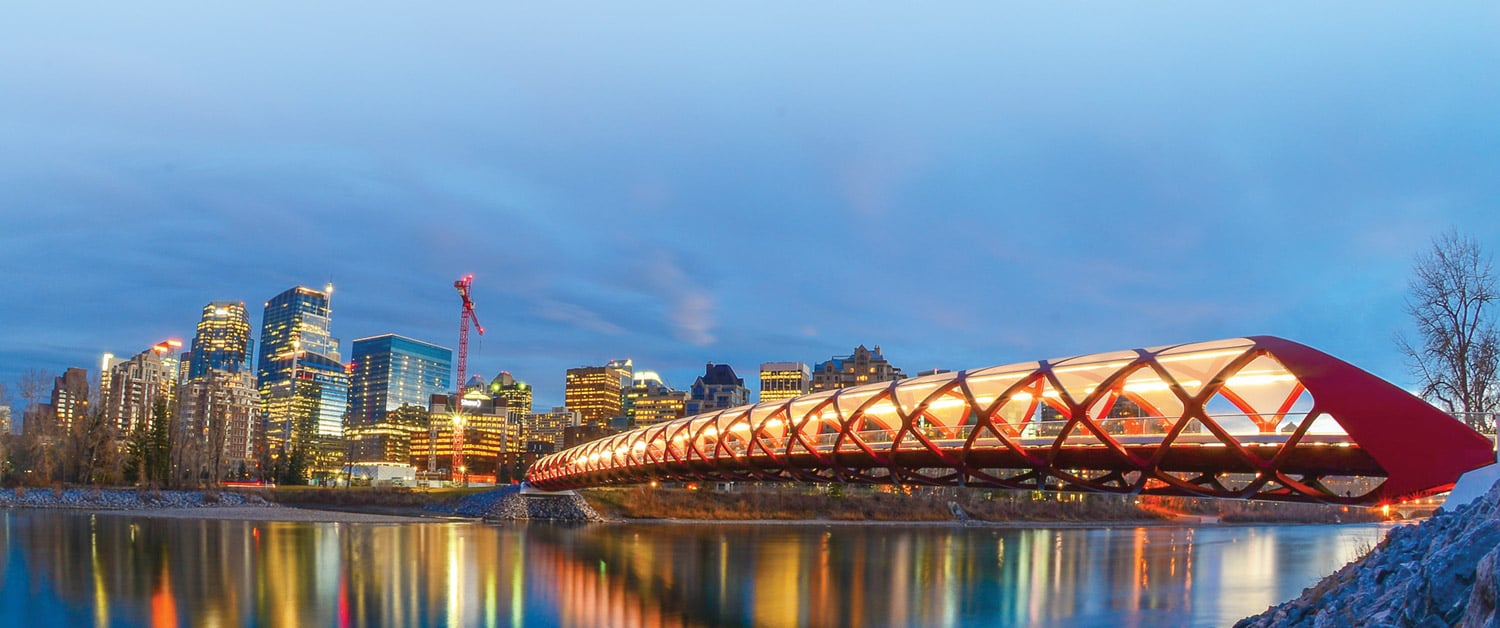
{"left": 2, "top": 3, "right": 1498, "bottom": 410}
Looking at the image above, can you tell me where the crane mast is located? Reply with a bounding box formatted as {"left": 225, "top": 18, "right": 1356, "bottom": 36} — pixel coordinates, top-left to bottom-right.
{"left": 453, "top": 274, "right": 484, "bottom": 485}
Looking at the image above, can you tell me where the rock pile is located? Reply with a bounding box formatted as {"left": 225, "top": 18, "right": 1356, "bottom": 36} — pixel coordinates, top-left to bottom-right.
{"left": 436, "top": 485, "right": 606, "bottom": 522}
{"left": 1239, "top": 481, "right": 1500, "bottom": 627}
{"left": 0, "top": 488, "right": 271, "bottom": 510}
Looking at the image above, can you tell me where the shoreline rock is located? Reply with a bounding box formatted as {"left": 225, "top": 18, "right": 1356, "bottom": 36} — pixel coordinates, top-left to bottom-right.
{"left": 434, "top": 485, "right": 606, "bottom": 522}
{"left": 0, "top": 488, "right": 272, "bottom": 510}
{"left": 1239, "top": 481, "right": 1500, "bottom": 627}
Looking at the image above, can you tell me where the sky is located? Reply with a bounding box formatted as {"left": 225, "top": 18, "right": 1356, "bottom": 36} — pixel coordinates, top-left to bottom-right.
{"left": 2, "top": 3, "right": 1498, "bottom": 413}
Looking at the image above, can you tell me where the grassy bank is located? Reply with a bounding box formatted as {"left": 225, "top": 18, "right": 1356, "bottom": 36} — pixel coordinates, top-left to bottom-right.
{"left": 580, "top": 484, "right": 1387, "bottom": 524}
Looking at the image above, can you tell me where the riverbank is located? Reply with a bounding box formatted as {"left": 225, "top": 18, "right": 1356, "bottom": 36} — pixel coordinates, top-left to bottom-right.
{"left": 1, "top": 484, "right": 1392, "bottom": 526}
{"left": 0, "top": 488, "right": 447, "bottom": 523}
{"left": 578, "top": 485, "right": 1388, "bottom": 525}
{"left": 1239, "top": 481, "right": 1500, "bottom": 627}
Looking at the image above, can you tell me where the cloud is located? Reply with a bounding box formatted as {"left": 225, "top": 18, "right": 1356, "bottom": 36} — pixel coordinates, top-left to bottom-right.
{"left": 640, "top": 252, "right": 718, "bottom": 347}
{"left": 532, "top": 299, "right": 625, "bottom": 336}
{"left": 672, "top": 292, "right": 716, "bottom": 346}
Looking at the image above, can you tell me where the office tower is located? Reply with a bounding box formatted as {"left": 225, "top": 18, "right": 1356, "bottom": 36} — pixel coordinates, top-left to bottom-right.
{"left": 625, "top": 371, "right": 688, "bottom": 427}
{"left": 102, "top": 341, "right": 182, "bottom": 435}
{"left": 187, "top": 302, "right": 254, "bottom": 380}
{"left": 348, "top": 334, "right": 452, "bottom": 427}
{"left": 685, "top": 363, "right": 750, "bottom": 416}
{"left": 810, "top": 345, "right": 906, "bottom": 393}
{"left": 489, "top": 371, "right": 533, "bottom": 420}
{"left": 256, "top": 285, "right": 348, "bottom": 478}
{"left": 525, "top": 406, "right": 580, "bottom": 453}
{"left": 564, "top": 359, "right": 632, "bottom": 427}
{"left": 759, "top": 362, "right": 811, "bottom": 403}
{"left": 411, "top": 381, "right": 520, "bottom": 482}
{"left": 0, "top": 407, "right": 11, "bottom": 435}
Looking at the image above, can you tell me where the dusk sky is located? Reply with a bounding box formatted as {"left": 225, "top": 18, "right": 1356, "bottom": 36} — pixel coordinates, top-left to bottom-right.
{"left": 2, "top": 3, "right": 1498, "bottom": 411}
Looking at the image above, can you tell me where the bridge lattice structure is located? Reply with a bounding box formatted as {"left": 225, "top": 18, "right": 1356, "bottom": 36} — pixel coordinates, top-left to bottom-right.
{"left": 527, "top": 337, "right": 1493, "bottom": 504}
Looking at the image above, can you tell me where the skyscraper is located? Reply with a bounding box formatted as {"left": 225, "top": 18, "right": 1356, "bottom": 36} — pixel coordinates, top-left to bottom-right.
{"left": 489, "top": 371, "right": 533, "bottom": 420}
{"left": 348, "top": 334, "right": 452, "bottom": 427}
{"left": 625, "top": 371, "right": 688, "bottom": 427}
{"left": 256, "top": 285, "right": 347, "bottom": 478}
{"left": 102, "top": 341, "right": 182, "bottom": 434}
{"left": 758, "top": 362, "right": 811, "bottom": 403}
{"left": 810, "top": 345, "right": 906, "bottom": 393}
{"left": 187, "top": 301, "right": 253, "bottom": 380}
{"left": 47, "top": 367, "right": 91, "bottom": 434}
{"left": 685, "top": 363, "right": 750, "bottom": 416}
{"left": 564, "top": 359, "right": 632, "bottom": 427}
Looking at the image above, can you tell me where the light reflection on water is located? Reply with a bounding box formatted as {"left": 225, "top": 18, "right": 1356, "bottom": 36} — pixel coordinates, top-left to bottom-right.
{"left": 0, "top": 510, "right": 1388, "bottom": 627}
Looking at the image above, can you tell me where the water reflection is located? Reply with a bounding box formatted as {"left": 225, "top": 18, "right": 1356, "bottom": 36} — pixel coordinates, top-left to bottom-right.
{"left": 0, "top": 511, "right": 1386, "bottom": 627}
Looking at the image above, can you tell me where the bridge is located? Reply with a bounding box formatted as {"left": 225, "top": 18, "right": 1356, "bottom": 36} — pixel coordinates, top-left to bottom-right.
{"left": 527, "top": 336, "right": 1494, "bottom": 504}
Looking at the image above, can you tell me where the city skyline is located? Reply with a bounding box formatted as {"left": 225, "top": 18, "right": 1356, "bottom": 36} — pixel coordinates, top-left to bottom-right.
{"left": 3, "top": 3, "right": 1499, "bottom": 415}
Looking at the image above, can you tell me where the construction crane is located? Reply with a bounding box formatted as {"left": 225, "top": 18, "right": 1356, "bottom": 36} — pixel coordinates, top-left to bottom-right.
{"left": 453, "top": 274, "right": 485, "bottom": 485}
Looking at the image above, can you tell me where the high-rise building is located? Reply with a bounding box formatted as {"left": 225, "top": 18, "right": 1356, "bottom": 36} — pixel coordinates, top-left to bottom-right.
{"left": 346, "top": 404, "right": 428, "bottom": 465}
{"left": 102, "top": 341, "right": 183, "bottom": 435}
{"left": 758, "top": 362, "right": 811, "bottom": 403}
{"left": 810, "top": 345, "right": 906, "bottom": 393}
{"left": 625, "top": 372, "right": 688, "bottom": 427}
{"left": 187, "top": 302, "right": 254, "bottom": 380}
{"left": 685, "top": 363, "right": 750, "bottom": 416}
{"left": 348, "top": 334, "right": 453, "bottom": 428}
{"left": 0, "top": 407, "right": 11, "bottom": 435}
{"left": 564, "top": 359, "right": 632, "bottom": 427}
{"left": 524, "top": 406, "right": 580, "bottom": 453}
{"left": 47, "top": 367, "right": 91, "bottom": 434}
{"left": 177, "top": 368, "right": 260, "bottom": 479}
{"left": 489, "top": 371, "right": 533, "bottom": 420}
{"left": 256, "top": 285, "right": 347, "bottom": 478}
{"left": 412, "top": 381, "right": 521, "bottom": 481}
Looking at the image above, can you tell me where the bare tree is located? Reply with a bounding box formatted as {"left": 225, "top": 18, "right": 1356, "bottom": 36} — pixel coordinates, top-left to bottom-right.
{"left": 16, "top": 369, "right": 55, "bottom": 483}
{"left": 1398, "top": 230, "right": 1500, "bottom": 431}
{"left": 17, "top": 369, "right": 49, "bottom": 423}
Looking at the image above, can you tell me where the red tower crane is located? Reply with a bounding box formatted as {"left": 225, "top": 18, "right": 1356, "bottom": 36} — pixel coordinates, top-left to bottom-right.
{"left": 453, "top": 274, "right": 485, "bottom": 484}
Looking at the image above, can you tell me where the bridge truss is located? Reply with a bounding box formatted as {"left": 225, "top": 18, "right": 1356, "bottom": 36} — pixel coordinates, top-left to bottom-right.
{"left": 528, "top": 337, "right": 1493, "bottom": 504}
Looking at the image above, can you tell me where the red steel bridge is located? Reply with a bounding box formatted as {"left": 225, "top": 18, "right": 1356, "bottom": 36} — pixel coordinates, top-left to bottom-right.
{"left": 527, "top": 337, "right": 1494, "bottom": 504}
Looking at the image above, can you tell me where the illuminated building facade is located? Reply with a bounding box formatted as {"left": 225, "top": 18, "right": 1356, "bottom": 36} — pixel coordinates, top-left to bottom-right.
{"left": 489, "top": 371, "right": 533, "bottom": 420}
{"left": 345, "top": 404, "right": 428, "bottom": 464}
{"left": 625, "top": 372, "right": 688, "bottom": 427}
{"left": 759, "top": 362, "right": 811, "bottom": 403}
{"left": 186, "top": 301, "right": 253, "bottom": 380}
{"left": 564, "top": 359, "right": 632, "bottom": 427}
{"left": 47, "top": 367, "right": 91, "bottom": 434}
{"left": 810, "top": 344, "right": 906, "bottom": 392}
{"left": 102, "top": 341, "right": 182, "bottom": 434}
{"left": 525, "top": 406, "right": 580, "bottom": 453}
{"left": 348, "top": 334, "right": 452, "bottom": 427}
{"left": 685, "top": 363, "right": 749, "bottom": 416}
{"left": 256, "top": 285, "right": 347, "bottom": 478}
{"left": 0, "top": 407, "right": 10, "bottom": 435}
{"left": 412, "top": 385, "right": 519, "bottom": 481}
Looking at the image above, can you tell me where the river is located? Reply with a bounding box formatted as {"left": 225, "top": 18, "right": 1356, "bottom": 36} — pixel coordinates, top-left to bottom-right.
{"left": 0, "top": 510, "right": 1387, "bottom": 627}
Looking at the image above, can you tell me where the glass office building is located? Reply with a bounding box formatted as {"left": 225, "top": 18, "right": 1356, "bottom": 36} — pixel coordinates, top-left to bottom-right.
{"left": 187, "top": 301, "right": 253, "bottom": 380}
{"left": 256, "top": 285, "right": 348, "bottom": 469}
{"left": 349, "top": 334, "right": 453, "bottom": 427}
